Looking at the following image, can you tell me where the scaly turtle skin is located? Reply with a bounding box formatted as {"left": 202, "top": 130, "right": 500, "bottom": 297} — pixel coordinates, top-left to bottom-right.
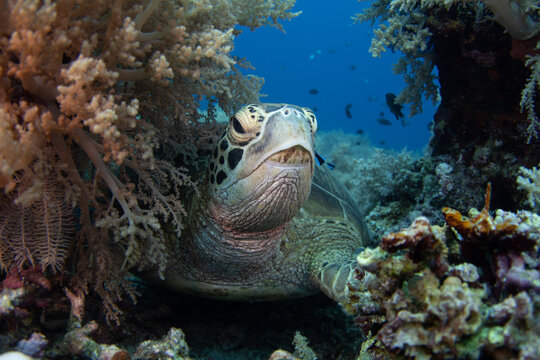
{"left": 150, "top": 103, "right": 370, "bottom": 306}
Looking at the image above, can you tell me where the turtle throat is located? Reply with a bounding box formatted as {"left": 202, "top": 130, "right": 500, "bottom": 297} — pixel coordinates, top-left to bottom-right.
{"left": 194, "top": 153, "right": 312, "bottom": 265}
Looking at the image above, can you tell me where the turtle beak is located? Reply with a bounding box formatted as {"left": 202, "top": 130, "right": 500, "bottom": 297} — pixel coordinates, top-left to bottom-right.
{"left": 266, "top": 145, "right": 312, "bottom": 168}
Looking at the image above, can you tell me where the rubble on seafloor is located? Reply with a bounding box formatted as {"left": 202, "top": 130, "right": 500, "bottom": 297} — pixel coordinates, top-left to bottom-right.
{"left": 0, "top": 269, "right": 362, "bottom": 359}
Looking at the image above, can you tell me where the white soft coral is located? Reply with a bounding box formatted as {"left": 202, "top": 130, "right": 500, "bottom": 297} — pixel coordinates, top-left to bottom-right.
{"left": 483, "top": 0, "right": 540, "bottom": 40}
{"left": 517, "top": 164, "right": 540, "bottom": 211}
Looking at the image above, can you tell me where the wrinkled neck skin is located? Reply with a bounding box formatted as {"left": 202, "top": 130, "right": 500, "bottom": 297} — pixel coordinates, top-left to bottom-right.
{"left": 190, "top": 165, "right": 311, "bottom": 274}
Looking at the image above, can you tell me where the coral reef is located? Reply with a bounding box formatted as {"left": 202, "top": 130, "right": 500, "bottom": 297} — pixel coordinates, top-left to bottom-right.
{"left": 15, "top": 333, "right": 47, "bottom": 359}
{"left": 354, "top": 0, "right": 540, "bottom": 133}
{"left": 355, "top": 0, "right": 540, "bottom": 216}
{"left": 133, "top": 327, "right": 190, "bottom": 360}
{"left": 266, "top": 332, "right": 318, "bottom": 360}
{"left": 346, "top": 185, "right": 540, "bottom": 359}
{"left": 316, "top": 130, "right": 443, "bottom": 240}
{"left": 0, "top": 0, "right": 298, "bottom": 324}
{"left": 268, "top": 350, "right": 301, "bottom": 360}
{"left": 63, "top": 320, "right": 131, "bottom": 360}
{"left": 291, "top": 332, "right": 317, "bottom": 360}
{"left": 63, "top": 321, "right": 191, "bottom": 360}
{"left": 518, "top": 163, "right": 540, "bottom": 212}
{"left": 353, "top": 0, "right": 441, "bottom": 116}
{"left": 1, "top": 1, "right": 539, "bottom": 359}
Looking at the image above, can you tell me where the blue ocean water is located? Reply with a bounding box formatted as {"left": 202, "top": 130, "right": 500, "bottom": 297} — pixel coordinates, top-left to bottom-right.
{"left": 233, "top": 0, "right": 438, "bottom": 152}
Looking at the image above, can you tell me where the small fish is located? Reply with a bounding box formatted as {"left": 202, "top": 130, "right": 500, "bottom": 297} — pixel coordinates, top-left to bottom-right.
{"left": 380, "top": 140, "right": 386, "bottom": 145}
{"left": 315, "top": 152, "right": 335, "bottom": 170}
{"left": 385, "top": 93, "right": 405, "bottom": 125}
{"left": 377, "top": 117, "right": 392, "bottom": 126}
{"left": 356, "top": 129, "right": 364, "bottom": 135}
{"left": 348, "top": 64, "right": 356, "bottom": 71}
{"left": 309, "top": 88, "right": 319, "bottom": 95}
{"left": 312, "top": 106, "right": 318, "bottom": 112}
{"left": 367, "top": 96, "right": 378, "bottom": 102}
{"left": 379, "top": 111, "right": 385, "bottom": 117}
{"left": 345, "top": 103, "right": 352, "bottom": 119}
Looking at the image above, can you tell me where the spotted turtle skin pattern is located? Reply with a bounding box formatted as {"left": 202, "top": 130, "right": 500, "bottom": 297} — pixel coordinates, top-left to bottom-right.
{"left": 145, "top": 104, "right": 370, "bottom": 307}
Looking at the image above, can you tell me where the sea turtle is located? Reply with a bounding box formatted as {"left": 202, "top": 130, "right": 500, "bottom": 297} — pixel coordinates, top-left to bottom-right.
{"left": 148, "top": 103, "right": 371, "bottom": 307}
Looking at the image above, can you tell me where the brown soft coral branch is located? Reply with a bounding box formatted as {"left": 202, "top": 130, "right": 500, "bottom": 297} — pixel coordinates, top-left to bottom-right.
{"left": 71, "top": 128, "right": 135, "bottom": 226}
{"left": 483, "top": 0, "right": 540, "bottom": 40}
{"left": 0, "top": 0, "right": 296, "bottom": 322}
{"left": 134, "top": 0, "right": 161, "bottom": 31}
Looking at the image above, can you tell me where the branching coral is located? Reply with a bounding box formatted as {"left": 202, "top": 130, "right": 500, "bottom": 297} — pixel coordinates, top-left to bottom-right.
{"left": 517, "top": 163, "right": 540, "bottom": 210}
{"left": 0, "top": 0, "right": 299, "bottom": 323}
{"left": 520, "top": 42, "right": 540, "bottom": 142}
{"left": 354, "top": 0, "right": 540, "bottom": 140}
{"left": 483, "top": 0, "right": 540, "bottom": 40}
{"left": 353, "top": 0, "right": 443, "bottom": 116}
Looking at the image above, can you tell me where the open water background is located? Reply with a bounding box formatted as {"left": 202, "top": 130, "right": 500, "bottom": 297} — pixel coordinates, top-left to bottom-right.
{"left": 234, "top": 0, "right": 438, "bottom": 152}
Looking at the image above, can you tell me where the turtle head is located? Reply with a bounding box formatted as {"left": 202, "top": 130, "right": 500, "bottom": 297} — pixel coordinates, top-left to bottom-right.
{"left": 205, "top": 103, "right": 317, "bottom": 233}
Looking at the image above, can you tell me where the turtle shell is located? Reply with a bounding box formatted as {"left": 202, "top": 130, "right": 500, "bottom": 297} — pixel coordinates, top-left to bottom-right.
{"left": 301, "top": 165, "right": 371, "bottom": 244}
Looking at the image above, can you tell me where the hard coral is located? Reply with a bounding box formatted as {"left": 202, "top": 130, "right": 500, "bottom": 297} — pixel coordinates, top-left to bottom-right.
{"left": 347, "top": 186, "right": 540, "bottom": 359}
{"left": 63, "top": 320, "right": 130, "bottom": 360}
{"left": 348, "top": 217, "right": 487, "bottom": 359}
{"left": 381, "top": 216, "right": 449, "bottom": 276}
{"left": 15, "top": 333, "right": 48, "bottom": 358}
{"left": 345, "top": 185, "right": 540, "bottom": 359}
{"left": 133, "top": 328, "right": 190, "bottom": 360}
{"left": 443, "top": 183, "right": 539, "bottom": 294}
{"left": 378, "top": 272, "right": 485, "bottom": 360}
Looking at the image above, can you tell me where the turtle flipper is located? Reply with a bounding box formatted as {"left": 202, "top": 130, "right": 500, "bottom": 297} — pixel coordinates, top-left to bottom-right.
{"left": 317, "top": 260, "right": 357, "bottom": 307}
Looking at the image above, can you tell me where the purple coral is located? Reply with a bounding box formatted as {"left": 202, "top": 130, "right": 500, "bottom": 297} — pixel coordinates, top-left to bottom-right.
{"left": 495, "top": 253, "right": 540, "bottom": 292}
{"left": 15, "top": 333, "right": 48, "bottom": 358}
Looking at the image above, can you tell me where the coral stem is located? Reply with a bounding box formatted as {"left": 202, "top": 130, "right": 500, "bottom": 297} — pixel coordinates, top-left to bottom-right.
{"left": 483, "top": 0, "right": 540, "bottom": 40}
{"left": 134, "top": 0, "right": 161, "bottom": 30}
{"left": 136, "top": 31, "right": 163, "bottom": 42}
{"left": 484, "top": 182, "right": 492, "bottom": 212}
{"left": 115, "top": 68, "right": 148, "bottom": 81}
{"left": 71, "top": 129, "right": 134, "bottom": 227}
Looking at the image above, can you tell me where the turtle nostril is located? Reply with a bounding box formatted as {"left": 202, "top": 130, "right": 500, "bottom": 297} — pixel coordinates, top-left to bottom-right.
{"left": 284, "top": 109, "right": 290, "bottom": 115}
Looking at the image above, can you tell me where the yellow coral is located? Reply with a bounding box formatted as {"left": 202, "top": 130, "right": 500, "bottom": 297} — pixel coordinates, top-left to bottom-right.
{"left": 442, "top": 183, "right": 519, "bottom": 240}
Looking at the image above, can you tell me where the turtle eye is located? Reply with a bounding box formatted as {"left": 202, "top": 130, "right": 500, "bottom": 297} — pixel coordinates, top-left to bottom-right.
{"left": 303, "top": 108, "right": 317, "bottom": 135}
{"left": 228, "top": 105, "right": 260, "bottom": 144}
{"left": 232, "top": 117, "right": 245, "bottom": 134}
